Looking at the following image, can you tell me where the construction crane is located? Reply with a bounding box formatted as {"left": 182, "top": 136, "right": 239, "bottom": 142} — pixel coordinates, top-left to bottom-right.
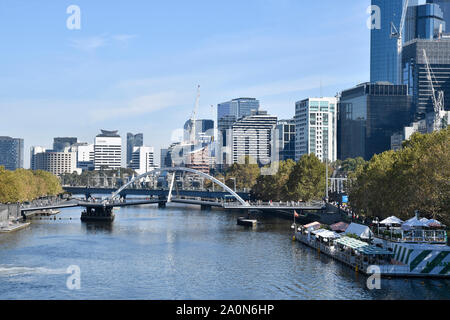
{"left": 189, "top": 85, "right": 201, "bottom": 144}
{"left": 423, "top": 49, "right": 445, "bottom": 132}
{"left": 390, "top": 0, "right": 409, "bottom": 84}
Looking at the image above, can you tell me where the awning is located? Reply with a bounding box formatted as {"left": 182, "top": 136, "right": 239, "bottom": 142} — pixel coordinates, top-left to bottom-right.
{"left": 303, "top": 222, "right": 321, "bottom": 231}
{"left": 335, "top": 237, "right": 369, "bottom": 250}
{"left": 311, "top": 229, "right": 341, "bottom": 239}
{"left": 344, "top": 223, "right": 374, "bottom": 239}
{"left": 330, "top": 222, "right": 349, "bottom": 232}
{"left": 357, "top": 246, "right": 393, "bottom": 256}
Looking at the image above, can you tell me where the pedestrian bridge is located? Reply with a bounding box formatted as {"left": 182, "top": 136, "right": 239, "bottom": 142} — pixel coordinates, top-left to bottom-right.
{"left": 22, "top": 168, "right": 325, "bottom": 221}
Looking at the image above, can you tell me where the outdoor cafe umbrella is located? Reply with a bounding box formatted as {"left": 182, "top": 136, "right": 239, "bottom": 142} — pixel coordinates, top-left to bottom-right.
{"left": 380, "top": 216, "right": 403, "bottom": 225}
{"left": 402, "top": 217, "right": 428, "bottom": 230}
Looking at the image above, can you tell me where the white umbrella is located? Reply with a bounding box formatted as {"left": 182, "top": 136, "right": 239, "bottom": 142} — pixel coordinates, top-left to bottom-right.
{"left": 425, "top": 219, "right": 443, "bottom": 227}
{"left": 402, "top": 217, "right": 428, "bottom": 230}
{"left": 380, "top": 216, "right": 404, "bottom": 225}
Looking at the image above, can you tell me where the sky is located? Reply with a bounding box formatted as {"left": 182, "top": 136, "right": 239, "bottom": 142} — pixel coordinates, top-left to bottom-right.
{"left": 0, "top": 0, "right": 371, "bottom": 168}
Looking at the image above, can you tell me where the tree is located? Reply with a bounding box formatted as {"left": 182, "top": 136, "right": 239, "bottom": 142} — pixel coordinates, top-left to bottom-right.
{"left": 286, "top": 154, "right": 328, "bottom": 202}
{"left": 252, "top": 160, "right": 296, "bottom": 201}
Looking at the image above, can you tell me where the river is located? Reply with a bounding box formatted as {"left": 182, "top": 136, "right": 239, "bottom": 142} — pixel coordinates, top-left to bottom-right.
{"left": 0, "top": 204, "right": 448, "bottom": 300}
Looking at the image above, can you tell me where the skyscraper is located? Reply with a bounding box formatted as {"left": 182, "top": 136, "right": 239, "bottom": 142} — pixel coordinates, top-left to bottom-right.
{"left": 295, "top": 98, "right": 337, "bottom": 162}
{"left": 427, "top": 0, "right": 450, "bottom": 27}
{"left": 94, "top": 130, "right": 122, "bottom": 170}
{"left": 337, "top": 83, "right": 412, "bottom": 160}
{"left": 277, "top": 119, "right": 296, "bottom": 161}
{"left": 371, "top": 0, "right": 418, "bottom": 84}
{"left": 405, "top": 3, "right": 446, "bottom": 42}
{"left": 129, "top": 146, "right": 155, "bottom": 175}
{"left": 0, "top": 136, "right": 24, "bottom": 170}
{"left": 230, "top": 110, "right": 277, "bottom": 166}
{"left": 402, "top": 38, "right": 450, "bottom": 118}
{"left": 126, "top": 133, "right": 143, "bottom": 166}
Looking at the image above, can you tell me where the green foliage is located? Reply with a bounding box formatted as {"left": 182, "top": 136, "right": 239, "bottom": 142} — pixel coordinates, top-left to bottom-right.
{"left": 349, "top": 127, "right": 450, "bottom": 226}
{"left": 0, "top": 167, "right": 63, "bottom": 203}
{"left": 286, "top": 154, "right": 329, "bottom": 202}
{"left": 252, "top": 159, "right": 296, "bottom": 201}
{"left": 225, "top": 156, "right": 261, "bottom": 191}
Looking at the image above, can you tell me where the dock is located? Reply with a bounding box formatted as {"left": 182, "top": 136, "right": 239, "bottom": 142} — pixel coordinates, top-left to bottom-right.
{"left": 0, "top": 222, "right": 31, "bottom": 233}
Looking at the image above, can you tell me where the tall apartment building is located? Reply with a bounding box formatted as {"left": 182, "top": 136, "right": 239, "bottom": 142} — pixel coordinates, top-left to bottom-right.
{"left": 0, "top": 136, "right": 24, "bottom": 170}
{"left": 126, "top": 133, "right": 143, "bottom": 166}
{"left": 277, "top": 119, "right": 296, "bottom": 161}
{"left": 371, "top": 0, "right": 419, "bottom": 84}
{"left": 230, "top": 111, "right": 277, "bottom": 166}
{"left": 94, "top": 130, "right": 122, "bottom": 170}
{"left": 129, "top": 146, "right": 155, "bottom": 175}
{"left": 70, "top": 143, "right": 95, "bottom": 171}
{"left": 337, "top": 83, "right": 412, "bottom": 161}
{"left": 295, "top": 98, "right": 337, "bottom": 162}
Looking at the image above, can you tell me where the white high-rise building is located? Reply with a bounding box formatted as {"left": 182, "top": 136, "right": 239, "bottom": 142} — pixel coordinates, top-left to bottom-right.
{"left": 94, "top": 130, "right": 122, "bottom": 170}
{"left": 69, "top": 143, "right": 95, "bottom": 171}
{"left": 128, "top": 146, "right": 156, "bottom": 175}
{"left": 295, "top": 97, "right": 337, "bottom": 162}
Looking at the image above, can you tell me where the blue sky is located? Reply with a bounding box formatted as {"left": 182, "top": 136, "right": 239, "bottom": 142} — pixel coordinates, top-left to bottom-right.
{"left": 0, "top": 0, "right": 371, "bottom": 167}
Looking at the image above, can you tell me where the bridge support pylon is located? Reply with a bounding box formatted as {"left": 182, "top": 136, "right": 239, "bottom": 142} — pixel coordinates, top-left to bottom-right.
{"left": 81, "top": 206, "right": 115, "bottom": 222}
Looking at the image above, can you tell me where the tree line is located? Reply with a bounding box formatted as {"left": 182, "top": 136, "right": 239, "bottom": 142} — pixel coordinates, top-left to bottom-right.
{"left": 0, "top": 167, "right": 63, "bottom": 203}
{"left": 349, "top": 127, "right": 450, "bottom": 225}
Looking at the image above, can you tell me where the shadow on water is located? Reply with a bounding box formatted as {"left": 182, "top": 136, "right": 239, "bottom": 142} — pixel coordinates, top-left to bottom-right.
{"left": 81, "top": 221, "right": 114, "bottom": 234}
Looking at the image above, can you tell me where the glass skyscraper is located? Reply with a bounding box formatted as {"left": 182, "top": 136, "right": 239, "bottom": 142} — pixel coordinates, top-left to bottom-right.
{"left": 405, "top": 3, "right": 446, "bottom": 42}
{"left": 0, "top": 136, "right": 24, "bottom": 170}
{"left": 427, "top": 0, "right": 450, "bottom": 27}
{"left": 337, "top": 83, "right": 412, "bottom": 161}
{"left": 371, "top": 0, "right": 418, "bottom": 84}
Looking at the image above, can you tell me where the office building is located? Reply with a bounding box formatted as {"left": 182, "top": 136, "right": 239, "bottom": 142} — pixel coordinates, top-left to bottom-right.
{"left": 391, "top": 119, "right": 428, "bottom": 150}
{"left": 295, "top": 98, "right": 337, "bottom": 162}
{"left": 218, "top": 98, "right": 260, "bottom": 121}
{"left": 337, "top": 83, "right": 412, "bottom": 161}
{"left": 94, "top": 130, "right": 122, "bottom": 170}
{"left": 371, "top": 0, "right": 418, "bottom": 84}
{"left": 0, "top": 136, "right": 24, "bottom": 170}
{"left": 126, "top": 133, "right": 143, "bottom": 166}
{"left": 129, "top": 146, "right": 155, "bottom": 175}
{"left": 277, "top": 119, "right": 296, "bottom": 161}
{"left": 402, "top": 38, "right": 450, "bottom": 119}
{"left": 53, "top": 137, "right": 77, "bottom": 152}
{"left": 69, "top": 143, "right": 95, "bottom": 171}
{"left": 230, "top": 110, "right": 277, "bottom": 166}
{"left": 405, "top": 3, "right": 446, "bottom": 42}
{"left": 183, "top": 119, "right": 214, "bottom": 143}
{"left": 33, "top": 150, "right": 77, "bottom": 176}
{"left": 30, "top": 146, "right": 47, "bottom": 170}
{"left": 427, "top": 0, "right": 450, "bottom": 26}
{"left": 160, "top": 149, "right": 168, "bottom": 168}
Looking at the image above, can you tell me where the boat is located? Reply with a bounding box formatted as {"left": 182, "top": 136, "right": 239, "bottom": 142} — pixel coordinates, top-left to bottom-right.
{"left": 293, "top": 212, "right": 449, "bottom": 278}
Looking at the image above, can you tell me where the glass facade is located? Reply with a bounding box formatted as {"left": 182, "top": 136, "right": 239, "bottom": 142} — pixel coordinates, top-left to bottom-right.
{"left": 371, "top": 0, "right": 418, "bottom": 84}
{"left": 405, "top": 4, "right": 446, "bottom": 42}
{"left": 127, "top": 133, "right": 143, "bottom": 166}
{"left": 338, "top": 83, "right": 412, "bottom": 161}
{"left": 0, "top": 136, "right": 24, "bottom": 170}
{"left": 277, "top": 119, "right": 296, "bottom": 161}
{"left": 402, "top": 39, "right": 450, "bottom": 118}
{"left": 427, "top": 0, "right": 450, "bottom": 27}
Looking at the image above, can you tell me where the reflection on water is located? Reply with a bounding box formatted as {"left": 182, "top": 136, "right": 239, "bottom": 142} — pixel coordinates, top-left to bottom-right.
{"left": 0, "top": 204, "right": 448, "bottom": 300}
